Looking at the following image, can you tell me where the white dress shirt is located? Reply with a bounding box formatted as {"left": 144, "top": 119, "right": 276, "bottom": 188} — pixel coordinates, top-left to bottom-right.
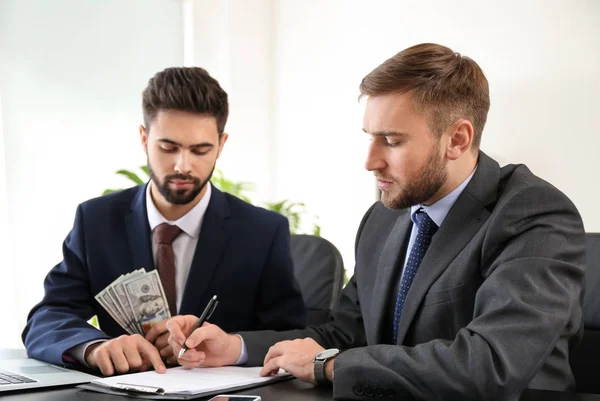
{"left": 146, "top": 182, "right": 211, "bottom": 312}
{"left": 68, "top": 182, "right": 212, "bottom": 365}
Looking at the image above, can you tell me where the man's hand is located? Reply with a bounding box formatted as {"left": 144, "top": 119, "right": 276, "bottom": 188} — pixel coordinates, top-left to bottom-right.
{"left": 85, "top": 334, "right": 166, "bottom": 376}
{"left": 166, "top": 315, "right": 242, "bottom": 368}
{"left": 260, "top": 338, "right": 326, "bottom": 384}
{"left": 145, "top": 320, "right": 177, "bottom": 366}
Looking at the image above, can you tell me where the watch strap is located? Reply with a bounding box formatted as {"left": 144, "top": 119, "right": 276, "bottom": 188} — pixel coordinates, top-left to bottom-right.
{"left": 314, "top": 359, "right": 326, "bottom": 384}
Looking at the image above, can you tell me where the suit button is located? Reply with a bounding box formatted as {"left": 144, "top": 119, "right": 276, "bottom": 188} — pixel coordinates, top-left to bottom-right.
{"left": 365, "top": 386, "right": 374, "bottom": 396}
{"left": 375, "top": 388, "right": 384, "bottom": 397}
{"left": 384, "top": 388, "right": 396, "bottom": 398}
{"left": 353, "top": 385, "right": 364, "bottom": 395}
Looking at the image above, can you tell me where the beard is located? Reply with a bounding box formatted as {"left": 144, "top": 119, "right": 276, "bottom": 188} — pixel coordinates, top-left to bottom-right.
{"left": 378, "top": 142, "right": 448, "bottom": 210}
{"left": 148, "top": 161, "right": 215, "bottom": 205}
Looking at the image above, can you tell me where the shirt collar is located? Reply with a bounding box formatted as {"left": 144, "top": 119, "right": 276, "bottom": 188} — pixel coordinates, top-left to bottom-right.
{"left": 145, "top": 181, "right": 211, "bottom": 238}
{"left": 410, "top": 166, "right": 477, "bottom": 228}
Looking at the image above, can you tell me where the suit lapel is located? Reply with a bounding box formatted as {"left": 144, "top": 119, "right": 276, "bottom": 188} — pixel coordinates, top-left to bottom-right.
{"left": 394, "top": 152, "right": 500, "bottom": 344}
{"left": 179, "top": 187, "right": 231, "bottom": 315}
{"left": 368, "top": 211, "right": 412, "bottom": 344}
{"left": 124, "top": 185, "right": 154, "bottom": 273}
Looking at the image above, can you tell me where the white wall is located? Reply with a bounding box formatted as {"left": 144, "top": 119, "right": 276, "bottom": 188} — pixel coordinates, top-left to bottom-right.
{"left": 271, "top": 0, "right": 600, "bottom": 272}
{"left": 0, "top": 0, "right": 183, "bottom": 347}
{"left": 185, "top": 0, "right": 374, "bottom": 269}
{"left": 0, "top": 92, "right": 17, "bottom": 347}
{"left": 185, "top": 0, "right": 277, "bottom": 202}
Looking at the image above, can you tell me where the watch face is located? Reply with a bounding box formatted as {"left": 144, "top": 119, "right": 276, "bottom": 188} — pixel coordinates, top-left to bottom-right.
{"left": 317, "top": 348, "right": 340, "bottom": 360}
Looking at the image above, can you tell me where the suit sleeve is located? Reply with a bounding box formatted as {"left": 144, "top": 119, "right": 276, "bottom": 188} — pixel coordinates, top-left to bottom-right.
{"left": 332, "top": 185, "right": 586, "bottom": 401}
{"left": 21, "top": 204, "right": 109, "bottom": 367}
{"left": 240, "top": 203, "right": 377, "bottom": 365}
{"left": 250, "top": 217, "right": 307, "bottom": 332}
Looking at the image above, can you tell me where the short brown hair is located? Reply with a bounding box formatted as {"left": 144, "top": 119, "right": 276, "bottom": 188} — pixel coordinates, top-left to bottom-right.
{"left": 359, "top": 43, "right": 490, "bottom": 149}
{"left": 142, "top": 67, "right": 229, "bottom": 135}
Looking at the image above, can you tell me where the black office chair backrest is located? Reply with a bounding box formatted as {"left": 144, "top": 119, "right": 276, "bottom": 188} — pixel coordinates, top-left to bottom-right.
{"left": 583, "top": 233, "right": 600, "bottom": 329}
{"left": 570, "top": 233, "right": 600, "bottom": 393}
{"left": 290, "top": 234, "right": 344, "bottom": 325}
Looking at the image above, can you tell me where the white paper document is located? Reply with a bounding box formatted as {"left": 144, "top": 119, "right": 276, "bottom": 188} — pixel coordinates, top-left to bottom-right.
{"left": 79, "top": 366, "right": 290, "bottom": 399}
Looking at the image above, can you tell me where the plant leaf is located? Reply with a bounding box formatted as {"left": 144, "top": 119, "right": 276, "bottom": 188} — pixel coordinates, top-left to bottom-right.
{"left": 116, "top": 170, "right": 145, "bottom": 185}
{"left": 312, "top": 223, "right": 321, "bottom": 236}
{"left": 103, "top": 189, "right": 122, "bottom": 195}
{"left": 211, "top": 169, "right": 254, "bottom": 201}
{"left": 88, "top": 315, "right": 100, "bottom": 329}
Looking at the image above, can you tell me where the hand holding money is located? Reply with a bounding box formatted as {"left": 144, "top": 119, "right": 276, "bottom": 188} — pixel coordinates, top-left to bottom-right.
{"left": 89, "top": 269, "right": 175, "bottom": 374}
{"left": 145, "top": 319, "right": 177, "bottom": 366}
{"left": 94, "top": 269, "right": 172, "bottom": 335}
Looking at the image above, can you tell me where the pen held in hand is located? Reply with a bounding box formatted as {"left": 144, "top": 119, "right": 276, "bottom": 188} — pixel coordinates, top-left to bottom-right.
{"left": 178, "top": 295, "right": 219, "bottom": 359}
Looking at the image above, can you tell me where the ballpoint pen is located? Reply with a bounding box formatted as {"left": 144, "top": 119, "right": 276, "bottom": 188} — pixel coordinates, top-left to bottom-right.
{"left": 178, "top": 295, "right": 219, "bottom": 359}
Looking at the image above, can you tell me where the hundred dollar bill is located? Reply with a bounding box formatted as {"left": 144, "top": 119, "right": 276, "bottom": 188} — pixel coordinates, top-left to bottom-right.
{"left": 150, "top": 271, "right": 172, "bottom": 319}
{"left": 95, "top": 289, "right": 133, "bottom": 334}
{"left": 94, "top": 269, "right": 147, "bottom": 335}
{"left": 108, "top": 284, "right": 140, "bottom": 335}
{"left": 124, "top": 270, "right": 170, "bottom": 333}
{"left": 111, "top": 270, "right": 146, "bottom": 334}
{"left": 94, "top": 289, "right": 124, "bottom": 331}
{"left": 107, "top": 288, "right": 140, "bottom": 335}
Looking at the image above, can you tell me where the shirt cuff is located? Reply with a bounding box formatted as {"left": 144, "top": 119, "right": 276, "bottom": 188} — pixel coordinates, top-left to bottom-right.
{"left": 65, "top": 339, "right": 107, "bottom": 367}
{"left": 234, "top": 334, "right": 248, "bottom": 365}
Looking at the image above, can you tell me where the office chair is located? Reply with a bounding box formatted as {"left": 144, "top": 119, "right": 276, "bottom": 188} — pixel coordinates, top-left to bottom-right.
{"left": 570, "top": 233, "right": 600, "bottom": 393}
{"left": 290, "top": 234, "right": 345, "bottom": 325}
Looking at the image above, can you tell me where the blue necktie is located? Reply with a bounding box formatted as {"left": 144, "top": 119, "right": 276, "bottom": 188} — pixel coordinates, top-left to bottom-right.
{"left": 392, "top": 209, "right": 438, "bottom": 344}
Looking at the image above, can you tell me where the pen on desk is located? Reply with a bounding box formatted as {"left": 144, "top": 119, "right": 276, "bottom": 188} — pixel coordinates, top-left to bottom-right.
{"left": 178, "top": 295, "right": 219, "bottom": 359}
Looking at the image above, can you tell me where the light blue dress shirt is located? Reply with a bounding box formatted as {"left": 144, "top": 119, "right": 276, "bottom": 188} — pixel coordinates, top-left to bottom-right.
{"left": 400, "top": 166, "right": 477, "bottom": 281}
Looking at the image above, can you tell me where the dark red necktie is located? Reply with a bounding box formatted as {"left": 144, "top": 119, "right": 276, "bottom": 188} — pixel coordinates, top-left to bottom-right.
{"left": 155, "top": 223, "right": 182, "bottom": 316}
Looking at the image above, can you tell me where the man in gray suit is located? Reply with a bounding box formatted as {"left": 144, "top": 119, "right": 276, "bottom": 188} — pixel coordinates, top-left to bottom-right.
{"left": 165, "top": 43, "right": 586, "bottom": 400}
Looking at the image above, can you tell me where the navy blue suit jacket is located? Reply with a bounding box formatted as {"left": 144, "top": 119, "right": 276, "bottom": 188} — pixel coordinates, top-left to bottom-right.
{"left": 22, "top": 184, "right": 306, "bottom": 366}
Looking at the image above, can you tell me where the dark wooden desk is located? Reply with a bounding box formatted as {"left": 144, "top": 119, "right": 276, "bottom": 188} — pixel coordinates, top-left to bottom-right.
{"left": 3, "top": 380, "right": 600, "bottom": 401}
{"left": 2, "top": 349, "right": 599, "bottom": 401}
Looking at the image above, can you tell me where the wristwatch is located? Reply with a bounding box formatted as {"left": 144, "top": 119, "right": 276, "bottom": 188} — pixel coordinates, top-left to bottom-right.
{"left": 313, "top": 348, "right": 340, "bottom": 384}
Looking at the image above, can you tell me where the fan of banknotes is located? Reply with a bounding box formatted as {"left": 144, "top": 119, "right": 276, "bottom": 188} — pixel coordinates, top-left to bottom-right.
{"left": 94, "top": 268, "right": 172, "bottom": 334}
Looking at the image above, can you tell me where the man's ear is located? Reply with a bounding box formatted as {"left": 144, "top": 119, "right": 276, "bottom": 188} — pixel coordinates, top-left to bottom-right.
{"left": 445, "top": 119, "right": 474, "bottom": 161}
{"left": 216, "top": 133, "right": 229, "bottom": 158}
{"left": 139, "top": 124, "right": 149, "bottom": 154}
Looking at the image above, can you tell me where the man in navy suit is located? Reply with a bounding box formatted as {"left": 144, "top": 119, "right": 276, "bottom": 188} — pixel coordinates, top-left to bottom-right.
{"left": 22, "top": 67, "right": 306, "bottom": 376}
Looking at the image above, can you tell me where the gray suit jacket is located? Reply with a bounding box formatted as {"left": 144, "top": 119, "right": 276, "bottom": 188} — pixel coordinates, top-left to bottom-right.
{"left": 240, "top": 152, "right": 586, "bottom": 401}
